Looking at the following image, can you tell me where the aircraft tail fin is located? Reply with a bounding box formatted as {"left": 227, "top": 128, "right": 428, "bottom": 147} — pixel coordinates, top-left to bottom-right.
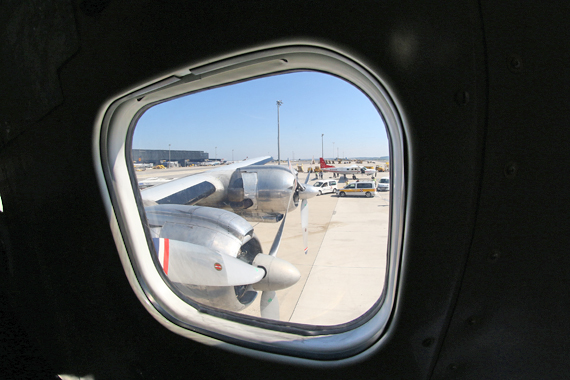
{"left": 319, "top": 158, "right": 334, "bottom": 168}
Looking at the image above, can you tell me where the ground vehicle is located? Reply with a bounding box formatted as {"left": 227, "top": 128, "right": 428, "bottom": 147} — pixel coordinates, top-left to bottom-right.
{"left": 313, "top": 179, "right": 338, "bottom": 195}
{"left": 338, "top": 181, "right": 376, "bottom": 197}
{"left": 377, "top": 177, "right": 389, "bottom": 191}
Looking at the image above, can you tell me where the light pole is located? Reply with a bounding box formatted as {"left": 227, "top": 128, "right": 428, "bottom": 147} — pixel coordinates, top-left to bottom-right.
{"left": 168, "top": 144, "right": 171, "bottom": 168}
{"left": 277, "top": 100, "right": 283, "bottom": 165}
{"left": 321, "top": 133, "right": 324, "bottom": 159}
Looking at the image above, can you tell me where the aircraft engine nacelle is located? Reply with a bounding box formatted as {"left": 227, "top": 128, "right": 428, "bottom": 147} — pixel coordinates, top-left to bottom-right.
{"left": 146, "top": 204, "right": 257, "bottom": 257}
{"left": 145, "top": 204, "right": 264, "bottom": 311}
{"left": 226, "top": 165, "right": 299, "bottom": 222}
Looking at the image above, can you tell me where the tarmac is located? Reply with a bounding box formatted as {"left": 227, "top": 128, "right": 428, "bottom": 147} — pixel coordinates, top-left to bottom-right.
{"left": 136, "top": 161, "right": 390, "bottom": 326}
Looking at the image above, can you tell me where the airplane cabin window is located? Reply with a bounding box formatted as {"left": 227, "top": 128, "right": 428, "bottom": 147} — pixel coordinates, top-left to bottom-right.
{"left": 95, "top": 46, "right": 405, "bottom": 362}
{"left": 132, "top": 72, "right": 389, "bottom": 326}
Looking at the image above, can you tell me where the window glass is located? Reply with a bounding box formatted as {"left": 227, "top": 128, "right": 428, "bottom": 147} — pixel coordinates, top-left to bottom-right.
{"left": 132, "top": 71, "right": 390, "bottom": 326}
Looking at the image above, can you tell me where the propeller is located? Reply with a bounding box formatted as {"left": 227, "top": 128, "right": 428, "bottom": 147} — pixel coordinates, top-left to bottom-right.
{"left": 300, "top": 172, "right": 311, "bottom": 254}
{"left": 271, "top": 164, "right": 317, "bottom": 257}
{"left": 260, "top": 291, "right": 279, "bottom": 320}
{"left": 256, "top": 160, "right": 302, "bottom": 318}
{"left": 301, "top": 199, "right": 308, "bottom": 254}
{"left": 254, "top": 249, "right": 300, "bottom": 319}
{"left": 268, "top": 160, "right": 299, "bottom": 257}
{"left": 288, "top": 163, "right": 319, "bottom": 250}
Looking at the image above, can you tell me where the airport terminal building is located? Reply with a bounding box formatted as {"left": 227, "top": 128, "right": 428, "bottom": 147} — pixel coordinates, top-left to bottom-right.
{"left": 132, "top": 149, "right": 210, "bottom": 166}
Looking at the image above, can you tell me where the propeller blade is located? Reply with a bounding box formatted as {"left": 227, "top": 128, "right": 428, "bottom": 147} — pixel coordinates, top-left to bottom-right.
{"left": 268, "top": 212, "right": 287, "bottom": 257}
{"left": 260, "top": 290, "right": 280, "bottom": 320}
{"left": 301, "top": 198, "right": 309, "bottom": 254}
{"left": 288, "top": 159, "right": 298, "bottom": 191}
{"left": 304, "top": 172, "right": 311, "bottom": 184}
{"left": 153, "top": 238, "right": 265, "bottom": 287}
{"left": 268, "top": 162, "right": 296, "bottom": 257}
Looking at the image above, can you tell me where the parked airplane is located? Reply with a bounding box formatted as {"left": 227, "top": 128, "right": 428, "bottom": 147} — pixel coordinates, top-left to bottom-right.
{"left": 1, "top": 2, "right": 569, "bottom": 380}
{"left": 319, "top": 157, "right": 376, "bottom": 175}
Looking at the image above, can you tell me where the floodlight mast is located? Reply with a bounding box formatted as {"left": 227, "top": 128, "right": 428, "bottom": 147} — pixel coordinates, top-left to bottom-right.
{"left": 321, "top": 133, "right": 324, "bottom": 159}
{"left": 277, "top": 100, "right": 283, "bottom": 165}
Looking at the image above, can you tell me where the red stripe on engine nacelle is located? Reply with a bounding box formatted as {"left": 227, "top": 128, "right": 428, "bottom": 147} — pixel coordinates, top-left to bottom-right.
{"left": 163, "top": 238, "right": 169, "bottom": 275}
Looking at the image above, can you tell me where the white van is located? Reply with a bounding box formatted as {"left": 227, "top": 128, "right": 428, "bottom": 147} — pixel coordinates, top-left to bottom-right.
{"left": 312, "top": 179, "right": 338, "bottom": 195}
{"left": 377, "top": 177, "right": 390, "bottom": 191}
{"left": 338, "top": 181, "right": 377, "bottom": 198}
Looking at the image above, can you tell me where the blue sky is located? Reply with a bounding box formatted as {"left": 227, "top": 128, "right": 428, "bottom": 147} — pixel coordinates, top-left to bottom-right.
{"left": 133, "top": 71, "right": 389, "bottom": 161}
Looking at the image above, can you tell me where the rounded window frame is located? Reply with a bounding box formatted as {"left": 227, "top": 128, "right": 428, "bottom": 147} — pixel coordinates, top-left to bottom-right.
{"left": 93, "top": 43, "right": 406, "bottom": 364}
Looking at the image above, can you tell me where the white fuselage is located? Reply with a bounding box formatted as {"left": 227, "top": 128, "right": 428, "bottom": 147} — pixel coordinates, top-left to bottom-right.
{"left": 321, "top": 165, "right": 375, "bottom": 175}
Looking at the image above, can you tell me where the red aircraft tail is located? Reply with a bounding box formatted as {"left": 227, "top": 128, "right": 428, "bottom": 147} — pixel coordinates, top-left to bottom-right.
{"left": 319, "top": 158, "right": 335, "bottom": 168}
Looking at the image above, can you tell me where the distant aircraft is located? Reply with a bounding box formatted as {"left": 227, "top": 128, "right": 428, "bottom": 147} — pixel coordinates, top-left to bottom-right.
{"left": 319, "top": 157, "right": 376, "bottom": 175}
{"left": 141, "top": 157, "right": 318, "bottom": 319}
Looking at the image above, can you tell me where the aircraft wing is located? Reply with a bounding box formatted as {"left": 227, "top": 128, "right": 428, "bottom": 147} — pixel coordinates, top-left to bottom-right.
{"left": 199, "top": 156, "right": 273, "bottom": 172}
{"left": 141, "top": 156, "right": 273, "bottom": 205}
